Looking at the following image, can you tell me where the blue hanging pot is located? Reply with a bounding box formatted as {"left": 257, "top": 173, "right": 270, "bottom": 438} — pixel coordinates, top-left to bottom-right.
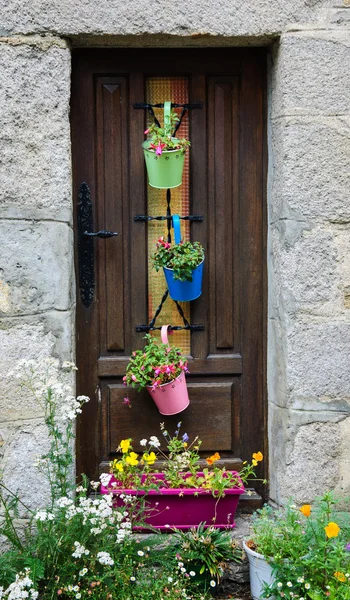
{"left": 163, "top": 215, "right": 204, "bottom": 302}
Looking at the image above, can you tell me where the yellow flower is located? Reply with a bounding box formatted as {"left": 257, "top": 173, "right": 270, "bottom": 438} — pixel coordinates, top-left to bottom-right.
{"left": 300, "top": 504, "right": 311, "bottom": 517}
{"left": 325, "top": 522, "right": 340, "bottom": 538}
{"left": 252, "top": 459, "right": 258, "bottom": 467}
{"left": 206, "top": 452, "right": 220, "bottom": 466}
{"left": 334, "top": 572, "right": 346, "bottom": 582}
{"left": 125, "top": 452, "right": 139, "bottom": 466}
{"left": 252, "top": 452, "right": 263, "bottom": 462}
{"left": 142, "top": 452, "right": 157, "bottom": 466}
{"left": 114, "top": 461, "right": 124, "bottom": 473}
{"left": 120, "top": 439, "right": 131, "bottom": 453}
{"left": 183, "top": 442, "right": 188, "bottom": 448}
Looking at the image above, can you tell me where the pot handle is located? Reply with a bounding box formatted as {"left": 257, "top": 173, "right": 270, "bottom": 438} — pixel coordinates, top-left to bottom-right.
{"left": 163, "top": 101, "right": 172, "bottom": 132}
{"left": 172, "top": 214, "right": 182, "bottom": 244}
{"left": 161, "top": 324, "right": 173, "bottom": 345}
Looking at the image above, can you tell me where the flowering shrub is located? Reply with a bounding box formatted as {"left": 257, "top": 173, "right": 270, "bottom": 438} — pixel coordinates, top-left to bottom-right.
{"left": 107, "top": 422, "right": 264, "bottom": 498}
{"left": 251, "top": 493, "right": 350, "bottom": 600}
{"left": 152, "top": 236, "right": 204, "bottom": 282}
{"left": 123, "top": 334, "right": 189, "bottom": 392}
{"left": 0, "top": 360, "right": 214, "bottom": 600}
{"left": 144, "top": 108, "right": 190, "bottom": 155}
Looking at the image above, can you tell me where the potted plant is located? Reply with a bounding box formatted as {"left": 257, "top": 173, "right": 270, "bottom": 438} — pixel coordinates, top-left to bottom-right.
{"left": 152, "top": 215, "right": 205, "bottom": 302}
{"left": 174, "top": 521, "right": 243, "bottom": 592}
{"left": 123, "top": 326, "right": 190, "bottom": 415}
{"left": 257, "top": 493, "right": 350, "bottom": 600}
{"left": 142, "top": 101, "right": 190, "bottom": 189}
{"left": 100, "top": 422, "right": 264, "bottom": 531}
{"left": 243, "top": 502, "right": 311, "bottom": 600}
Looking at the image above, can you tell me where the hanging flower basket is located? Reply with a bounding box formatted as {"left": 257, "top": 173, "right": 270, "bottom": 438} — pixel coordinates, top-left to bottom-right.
{"left": 142, "top": 101, "right": 190, "bottom": 189}
{"left": 152, "top": 215, "right": 205, "bottom": 302}
{"left": 147, "top": 370, "right": 189, "bottom": 415}
{"left": 101, "top": 472, "right": 245, "bottom": 531}
{"left": 123, "top": 325, "right": 190, "bottom": 415}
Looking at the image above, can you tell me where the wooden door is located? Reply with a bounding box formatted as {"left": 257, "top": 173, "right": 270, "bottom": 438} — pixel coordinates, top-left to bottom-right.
{"left": 72, "top": 49, "right": 267, "bottom": 498}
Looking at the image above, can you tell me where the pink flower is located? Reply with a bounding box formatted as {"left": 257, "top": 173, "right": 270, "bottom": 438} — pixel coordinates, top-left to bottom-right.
{"left": 154, "top": 368, "right": 161, "bottom": 376}
{"left": 144, "top": 128, "right": 150, "bottom": 134}
{"left": 155, "top": 142, "right": 166, "bottom": 155}
{"left": 141, "top": 365, "right": 145, "bottom": 371}
{"left": 131, "top": 374, "right": 137, "bottom": 382}
{"left": 123, "top": 397, "right": 131, "bottom": 407}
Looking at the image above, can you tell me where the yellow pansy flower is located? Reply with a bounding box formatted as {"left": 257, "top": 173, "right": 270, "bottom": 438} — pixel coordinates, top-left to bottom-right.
{"left": 252, "top": 459, "right": 258, "bottom": 467}
{"left": 300, "top": 504, "right": 311, "bottom": 517}
{"left": 325, "top": 522, "right": 340, "bottom": 538}
{"left": 142, "top": 452, "right": 157, "bottom": 466}
{"left": 125, "top": 452, "right": 139, "bottom": 466}
{"left": 334, "top": 572, "right": 346, "bottom": 582}
{"left": 252, "top": 452, "right": 263, "bottom": 462}
{"left": 120, "top": 439, "right": 131, "bottom": 453}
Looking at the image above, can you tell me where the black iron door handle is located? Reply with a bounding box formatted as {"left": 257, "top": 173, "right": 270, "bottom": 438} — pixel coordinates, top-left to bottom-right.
{"left": 77, "top": 182, "right": 119, "bottom": 308}
{"left": 83, "top": 230, "right": 118, "bottom": 238}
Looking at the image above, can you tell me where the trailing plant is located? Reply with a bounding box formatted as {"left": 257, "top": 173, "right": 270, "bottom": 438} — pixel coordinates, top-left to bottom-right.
{"left": 152, "top": 236, "right": 204, "bottom": 282}
{"left": 144, "top": 108, "right": 190, "bottom": 155}
{"left": 123, "top": 333, "right": 189, "bottom": 392}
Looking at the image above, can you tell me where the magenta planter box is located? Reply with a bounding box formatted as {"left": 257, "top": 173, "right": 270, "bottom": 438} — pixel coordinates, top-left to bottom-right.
{"left": 100, "top": 472, "right": 245, "bottom": 530}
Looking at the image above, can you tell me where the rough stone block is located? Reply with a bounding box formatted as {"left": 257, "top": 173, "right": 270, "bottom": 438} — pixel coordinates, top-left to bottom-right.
{"left": 0, "top": 312, "right": 75, "bottom": 421}
{"left": 269, "top": 403, "right": 347, "bottom": 504}
{"left": 271, "top": 224, "right": 343, "bottom": 316}
{"left": 272, "top": 32, "right": 350, "bottom": 117}
{"left": 287, "top": 321, "right": 350, "bottom": 400}
{"left": 0, "top": 1, "right": 330, "bottom": 39}
{"left": 0, "top": 42, "right": 72, "bottom": 222}
{"left": 1, "top": 421, "right": 54, "bottom": 514}
{"left": 0, "top": 220, "right": 73, "bottom": 316}
{"left": 270, "top": 117, "right": 350, "bottom": 223}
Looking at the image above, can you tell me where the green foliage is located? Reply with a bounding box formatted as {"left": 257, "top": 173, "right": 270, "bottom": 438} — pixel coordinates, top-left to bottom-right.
{"left": 145, "top": 109, "right": 190, "bottom": 153}
{"left": 107, "top": 423, "right": 265, "bottom": 509}
{"left": 0, "top": 360, "right": 213, "bottom": 600}
{"left": 123, "top": 334, "right": 188, "bottom": 391}
{"left": 256, "top": 493, "right": 350, "bottom": 600}
{"left": 152, "top": 238, "right": 204, "bottom": 282}
{"left": 174, "top": 522, "right": 243, "bottom": 581}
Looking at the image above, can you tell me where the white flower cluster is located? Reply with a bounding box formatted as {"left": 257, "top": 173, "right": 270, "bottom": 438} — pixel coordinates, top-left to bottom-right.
{"left": 0, "top": 570, "right": 38, "bottom": 600}
{"left": 55, "top": 493, "right": 131, "bottom": 541}
{"left": 60, "top": 395, "right": 90, "bottom": 421}
{"left": 149, "top": 436, "right": 161, "bottom": 448}
{"left": 100, "top": 473, "right": 112, "bottom": 487}
{"left": 72, "top": 541, "right": 90, "bottom": 558}
{"left": 34, "top": 510, "right": 54, "bottom": 522}
{"left": 97, "top": 551, "right": 114, "bottom": 566}
{"left": 174, "top": 451, "right": 191, "bottom": 469}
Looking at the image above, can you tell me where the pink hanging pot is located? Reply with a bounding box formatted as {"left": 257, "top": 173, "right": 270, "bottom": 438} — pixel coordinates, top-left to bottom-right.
{"left": 146, "top": 325, "right": 190, "bottom": 416}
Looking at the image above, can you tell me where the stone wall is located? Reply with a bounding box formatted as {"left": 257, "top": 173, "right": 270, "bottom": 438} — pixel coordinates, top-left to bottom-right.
{"left": 0, "top": 0, "right": 349, "bottom": 509}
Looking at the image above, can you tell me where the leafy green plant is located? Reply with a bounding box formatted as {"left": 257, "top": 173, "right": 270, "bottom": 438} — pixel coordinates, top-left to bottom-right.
{"left": 144, "top": 108, "right": 190, "bottom": 155}
{"left": 247, "top": 502, "right": 309, "bottom": 561}
{"left": 151, "top": 236, "right": 204, "bottom": 282}
{"left": 0, "top": 359, "right": 212, "bottom": 600}
{"left": 174, "top": 521, "right": 243, "bottom": 582}
{"left": 256, "top": 493, "right": 350, "bottom": 600}
{"left": 123, "top": 333, "right": 189, "bottom": 392}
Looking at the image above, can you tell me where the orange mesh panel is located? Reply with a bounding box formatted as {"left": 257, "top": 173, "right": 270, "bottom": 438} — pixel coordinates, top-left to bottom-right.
{"left": 146, "top": 78, "right": 190, "bottom": 354}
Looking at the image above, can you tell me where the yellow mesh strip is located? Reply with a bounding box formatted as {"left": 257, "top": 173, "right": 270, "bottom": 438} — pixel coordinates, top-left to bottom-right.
{"left": 146, "top": 78, "right": 190, "bottom": 354}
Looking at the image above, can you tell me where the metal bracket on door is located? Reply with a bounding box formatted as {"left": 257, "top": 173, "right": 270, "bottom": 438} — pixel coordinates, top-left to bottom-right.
{"left": 77, "top": 182, "right": 118, "bottom": 308}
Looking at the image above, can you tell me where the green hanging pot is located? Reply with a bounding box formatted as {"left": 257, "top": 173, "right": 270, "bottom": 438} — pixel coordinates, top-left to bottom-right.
{"left": 142, "top": 101, "right": 187, "bottom": 189}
